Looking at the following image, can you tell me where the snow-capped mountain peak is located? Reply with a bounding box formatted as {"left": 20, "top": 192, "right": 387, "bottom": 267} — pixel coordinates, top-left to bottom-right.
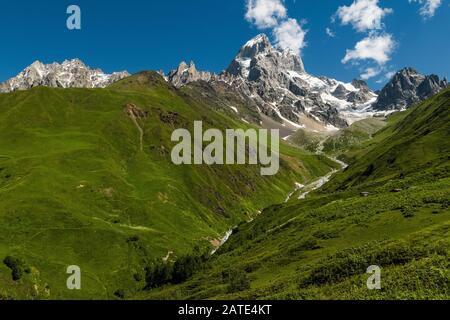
{"left": 166, "top": 33, "right": 378, "bottom": 131}
{"left": 223, "top": 34, "right": 376, "bottom": 128}
{"left": 0, "top": 59, "right": 129, "bottom": 93}
{"left": 241, "top": 34, "right": 272, "bottom": 57}
{"left": 227, "top": 33, "right": 305, "bottom": 79}
{"left": 244, "top": 34, "right": 269, "bottom": 47}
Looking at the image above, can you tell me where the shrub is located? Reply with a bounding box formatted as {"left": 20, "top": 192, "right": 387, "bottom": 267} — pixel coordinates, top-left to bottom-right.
{"left": 400, "top": 205, "right": 416, "bottom": 218}
{"left": 299, "top": 240, "right": 447, "bottom": 288}
{"left": 144, "top": 249, "right": 209, "bottom": 289}
{"left": 114, "top": 289, "right": 126, "bottom": 299}
{"left": 145, "top": 262, "right": 172, "bottom": 288}
{"left": 287, "top": 237, "right": 321, "bottom": 255}
{"left": 224, "top": 269, "right": 251, "bottom": 293}
{"left": 172, "top": 255, "right": 200, "bottom": 283}
{"left": 363, "top": 164, "right": 375, "bottom": 177}
{"left": 3, "top": 256, "right": 26, "bottom": 281}
{"left": 133, "top": 273, "right": 143, "bottom": 282}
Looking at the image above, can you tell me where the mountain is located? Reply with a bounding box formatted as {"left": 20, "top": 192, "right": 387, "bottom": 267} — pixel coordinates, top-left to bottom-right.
{"left": 0, "top": 59, "right": 129, "bottom": 93}
{"left": 325, "top": 86, "right": 450, "bottom": 191}
{"left": 373, "top": 67, "right": 448, "bottom": 111}
{"left": 0, "top": 34, "right": 448, "bottom": 301}
{"left": 226, "top": 34, "right": 305, "bottom": 77}
{"left": 167, "top": 61, "right": 212, "bottom": 88}
{"left": 139, "top": 87, "right": 450, "bottom": 300}
{"left": 167, "top": 34, "right": 378, "bottom": 132}
{"left": 0, "top": 71, "right": 337, "bottom": 299}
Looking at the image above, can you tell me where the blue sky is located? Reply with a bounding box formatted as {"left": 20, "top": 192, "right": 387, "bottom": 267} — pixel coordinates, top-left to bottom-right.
{"left": 0, "top": 0, "right": 448, "bottom": 89}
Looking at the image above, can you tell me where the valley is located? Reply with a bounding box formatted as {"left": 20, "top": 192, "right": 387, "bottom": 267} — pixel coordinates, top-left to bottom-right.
{"left": 0, "top": 32, "right": 448, "bottom": 301}
{"left": 0, "top": 71, "right": 337, "bottom": 299}
{"left": 138, "top": 87, "right": 450, "bottom": 300}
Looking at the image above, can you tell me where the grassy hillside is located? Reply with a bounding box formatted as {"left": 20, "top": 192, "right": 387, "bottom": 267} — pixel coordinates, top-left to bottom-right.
{"left": 138, "top": 88, "right": 450, "bottom": 300}
{"left": 322, "top": 118, "right": 387, "bottom": 156}
{"left": 0, "top": 72, "right": 336, "bottom": 299}
{"left": 287, "top": 129, "right": 326, "bottom": 153}
{"left": 288, "top": 118, "right": 387, "bottom": 156}
{"left": 324, "top": 87, "right": 450, "bottom": 192}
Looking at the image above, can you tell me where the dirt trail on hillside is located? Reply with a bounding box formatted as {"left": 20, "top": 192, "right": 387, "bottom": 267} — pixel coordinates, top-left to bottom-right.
{"left": 130, "top": 115, "right": 144, "bottom": 151}
{"left": 124, "top": 103, "right": 148, "bottom": 151}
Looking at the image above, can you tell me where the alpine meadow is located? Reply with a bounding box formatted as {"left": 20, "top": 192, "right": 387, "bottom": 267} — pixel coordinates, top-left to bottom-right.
{"left": 0, "top": 0, "right": 449, "bottom": 303}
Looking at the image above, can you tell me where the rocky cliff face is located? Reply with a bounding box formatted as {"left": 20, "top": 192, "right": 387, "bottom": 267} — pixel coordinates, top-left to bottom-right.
{"left": 167, "top": 61, "right": 212, "bottom": 88}
{"left": 167, "top": 34, "right": 377, "bottom": 131}
{"left": 373, "top": 68, "right": 448, "bottom": 111}
{"left": 226, "top": 34, "right": 305, "bottom": 79}
{"left": 0, "top": 59, "right": 129, "bottom": 93}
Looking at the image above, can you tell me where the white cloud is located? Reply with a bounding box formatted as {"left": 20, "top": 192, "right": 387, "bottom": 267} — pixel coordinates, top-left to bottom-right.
{"left": 326, "top": 27, "right": 335, "bottom": 37}
{"left": 336, "top": 0, "right": 393, "bottom": 32}
{"left": 335, "top": 1, "right": 397, "bottom": 82}
{"left": 245, "top": 0, "right": 307, "bottom": 56}
{"left": 409, "top": 0, "right": 442, "bottom": 18}
{"left": 342, "top": 33, "right": 395, "bottom": 65}
{"left": 384, "top": 71, "right": 396, "bottom": 80}
{"left": 274, "top": 19, "right": 307, "bottom": 55}
{"left": 360, "top": 67, "right": 381, "bottom": 80}
{"left": 245, "top": 0, "right": 287, "bottom": 28}
{"left": 385, "top": 71, "right": 396, "bottom": 79}
{"left": 375, "top": 70, "right": 397, "bottom": 83}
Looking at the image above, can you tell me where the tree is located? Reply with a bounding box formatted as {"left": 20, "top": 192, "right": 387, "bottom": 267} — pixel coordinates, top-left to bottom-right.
{"left": 225, "top": 269, "right": 251, "bottom": 293}
{"left": 3, "top": 256, "right": 26, "bottom": 281}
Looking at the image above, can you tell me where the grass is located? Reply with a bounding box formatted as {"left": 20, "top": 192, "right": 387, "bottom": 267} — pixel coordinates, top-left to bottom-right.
{"left": 323, "top": 118, "right": 387, "bottom": 156}
{"left": 0, "top": 72, "right": 335, "bottom": 299}
{"left": 136, "top": 87, "right": 450, "bottom": 300}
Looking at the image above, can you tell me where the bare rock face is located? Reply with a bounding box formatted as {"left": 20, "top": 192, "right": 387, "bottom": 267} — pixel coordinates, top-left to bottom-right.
{"left": 332, "top": 84, "right": 350, "bottom": 100}
{"left": 167, "top": 34, "right": 378, "bottom": 130}
{"left": 167, "top": 61, "right": 212, "bottom": 88}
{"left": 351, "top": 79, "right": 369, "bottom": 91}
{"left": 373, "top": 68, "right": 448, "bottom": 111}
{"left": 226, "top": 34, "right": 305, "bottom": 79}
{"left": 124, "top": 103, "right": 148, "bottom": 120}
{"left": 0, "top": 59, "right": 129, "bottom": 93}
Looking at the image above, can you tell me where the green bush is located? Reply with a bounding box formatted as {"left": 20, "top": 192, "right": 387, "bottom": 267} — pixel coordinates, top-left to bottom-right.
{"left": 400, "top": 205, "right": 416, "bottom": 218}
{"left": 145, "top": 249, "right": 209, "bottom": 289}
{"left": 223, "top": 269, "right": 251, "bottom": 293}
{"left": 299, "top": 240, "right": 447, "bottom": 288}
{"left": 114, "top": 289, "right": 126, "bottom": 299}
{"left": 145, "top": 262, "right": 172, "bottom": 288}
{"left": 3, "top": 256, "right": 26, "bottom": 281}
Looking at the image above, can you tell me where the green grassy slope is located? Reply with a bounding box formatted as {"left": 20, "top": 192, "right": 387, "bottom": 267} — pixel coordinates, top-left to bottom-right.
{"left": 288, "top": 118, "right": 386, "bottom": 155}
{"left": 138, "top": 88, "right": 450, "bottom": 300}
{"left": 0, "top": 72, "right": 335, "bottom": 299}
{"left": 322, "top": 118, "right": 387, "bottom": 156}
{"left": 324, "top": 88, "right": 450, "bottom": 192}
{"left": 288, "top": 129, "right": 326, "bottom": 153}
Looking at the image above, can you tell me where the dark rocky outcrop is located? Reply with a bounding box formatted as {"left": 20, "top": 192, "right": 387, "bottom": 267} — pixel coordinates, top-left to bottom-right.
{"left": 373, "top": 68, "right": 448, "bottom": 111}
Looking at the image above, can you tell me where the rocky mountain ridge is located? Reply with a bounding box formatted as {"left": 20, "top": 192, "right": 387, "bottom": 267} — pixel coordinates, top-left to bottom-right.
{"left": 167, "top": 61, "right": 212, "bottom": 88}
{"left": 1, "top": 36, "right": 447, "bottom": 132}
{"left": 167, "top": 34, "right": 378, "bottom": 131}
{"left": 373, "top": 67, "right": 448, "bottom": 111}
{"left": 0, "top": 59, "right": 129, "bottom": 93}
{"left": 165, "top": 34, "right": 449, "bottom": 132}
